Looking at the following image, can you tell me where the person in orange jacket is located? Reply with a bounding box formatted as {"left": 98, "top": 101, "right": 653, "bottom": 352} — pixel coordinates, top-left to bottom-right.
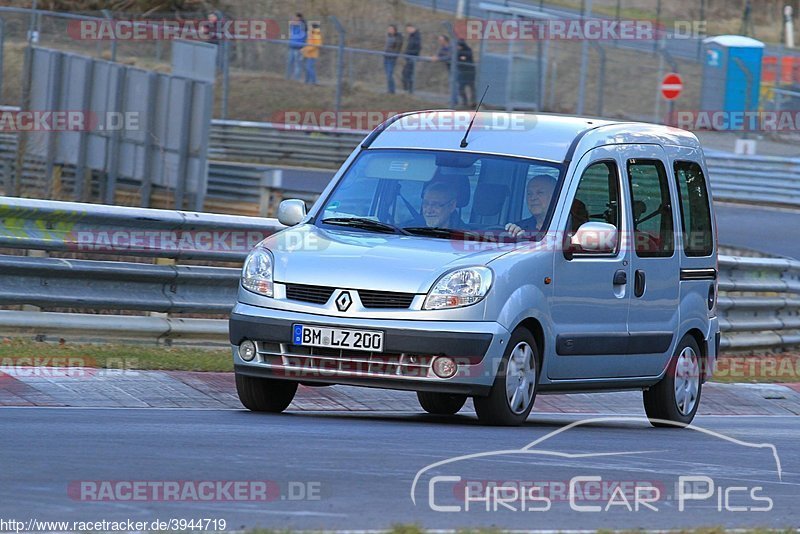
{"left": 302, "top": 23, "right": 322, "bottom": 85}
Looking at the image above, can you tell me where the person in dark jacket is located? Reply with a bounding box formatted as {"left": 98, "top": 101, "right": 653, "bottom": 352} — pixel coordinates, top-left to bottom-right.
{"left": 456, "top": 39, "right": 476, "bottom": 107}
{"left": 431, "top": 34, "right": 451, "bottom": 72}
{"left": 383, "top": 25, "right": 403, "bottom": 94}
{"left": 286, "top": 12, "right": 307, "bottom": 81}
{"left": 401, "top": 23, "right": 421, "bottom": 94}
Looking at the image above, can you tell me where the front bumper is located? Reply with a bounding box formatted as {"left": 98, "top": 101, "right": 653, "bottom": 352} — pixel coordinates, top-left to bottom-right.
{"left": 229, "top": 302, "right": 510, "bottom": 395}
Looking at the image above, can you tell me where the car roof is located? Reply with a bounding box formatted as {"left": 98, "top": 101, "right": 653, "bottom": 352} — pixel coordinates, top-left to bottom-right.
{"left": 367, "top": 111, "right": 700, "bottom": 163}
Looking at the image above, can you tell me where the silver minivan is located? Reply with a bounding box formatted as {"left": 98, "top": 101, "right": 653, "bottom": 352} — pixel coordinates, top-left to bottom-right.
{"left": 229, "top": 112, "right": 719, "bottom": 426}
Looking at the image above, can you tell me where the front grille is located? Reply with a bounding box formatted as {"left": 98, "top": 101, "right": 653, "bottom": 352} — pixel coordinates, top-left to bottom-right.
{"left": 357, "top": 290, "right": 415, "bottom": 309}
{"left": 256, "top": 341, "right": 432, "bottom": 378}
{"left": 283, "top": 284, "right": 415, "bottom": 309}
{"left": 285, "top": 283, "right": 336, "bottom": 304}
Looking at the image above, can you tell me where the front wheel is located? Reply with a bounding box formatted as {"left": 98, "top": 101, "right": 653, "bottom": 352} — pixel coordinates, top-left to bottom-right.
{"left": 236, "top": 373, "right": 297, "bottom": 413}
{"left": 474, "top": 328, "right": 539, "bottom": 426}
{"left": 417, "top": 391, "right": 467, "bottom": 415}
{"left": 643, "top": 336, "right": 703, "bottom": 427}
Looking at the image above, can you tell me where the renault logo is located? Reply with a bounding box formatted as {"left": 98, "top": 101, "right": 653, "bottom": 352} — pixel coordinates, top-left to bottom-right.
{"left": 335, "top": 291, "right": 352, "bottom": 312}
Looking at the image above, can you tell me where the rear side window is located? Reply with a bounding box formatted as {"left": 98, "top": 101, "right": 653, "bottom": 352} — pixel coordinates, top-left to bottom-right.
{"left": 674, "top": 160, "right": 713, "bottom": 257}
{"left": 627, "top": 159, "right": 674, "bottom": 258}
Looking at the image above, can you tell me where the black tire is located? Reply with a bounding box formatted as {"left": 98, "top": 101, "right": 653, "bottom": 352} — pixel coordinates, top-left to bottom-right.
{"left": 474, "top": 327, "right": 539, "bottom": 426}
{"left": 235, "top": 373, "right": 298, "bottom": 413}
{"left": 417, "top": 391, "right": 468, "bottom": 415}
{"left": 643, "top": 335, "right": 703, "bottom": 428}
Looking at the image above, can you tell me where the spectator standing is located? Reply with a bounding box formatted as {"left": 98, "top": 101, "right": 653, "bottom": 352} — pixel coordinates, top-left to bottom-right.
{"left": 286, "top": 13, "right": 307, "bottom": 81}
{"left": 383, "top": 25, "right": 403, "bottom": 94}
{"left": 431, "top": 34, "right": 451, "bottom": 72}
{"left": 402, "top": 23, "right": 421, "bottom": 94}
{"left": 456, "top": 39, "right": 476, "bottom": 107}
{"left": 302, "top": 22, "right": 322, "bottom": 84}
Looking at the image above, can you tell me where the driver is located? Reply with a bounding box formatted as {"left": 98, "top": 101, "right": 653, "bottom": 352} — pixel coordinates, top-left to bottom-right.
{"left": 505, "top": 174, "right": 557, "bottom": 236}
{"left": 421, "top": 181, "right": 463, "bottom": 228}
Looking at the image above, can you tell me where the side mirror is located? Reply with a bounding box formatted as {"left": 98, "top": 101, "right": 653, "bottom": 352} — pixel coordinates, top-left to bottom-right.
{"left": 569, "top": 221, "right": 618, "bottom": 254}
{"left": 277, "top": 199, "right": 307, "bottom": 226}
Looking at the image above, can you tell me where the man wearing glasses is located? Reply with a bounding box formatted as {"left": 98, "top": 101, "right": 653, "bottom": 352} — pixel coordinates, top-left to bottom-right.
{"left": 421, "top": 182, "right": 463, "bottom": 229}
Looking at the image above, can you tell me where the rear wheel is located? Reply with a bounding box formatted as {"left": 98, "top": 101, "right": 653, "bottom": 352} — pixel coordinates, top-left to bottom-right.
{"left": 235, "top": 373, "right": 297, "bottom": 413}
{"left": 417, "top": 391, "right": 467, "bottom": 415}
{"left": 474, "top": 328, "right": 539, "bottom": 426}
{"left": 643, "top": 335, "right": 703, "bottom": 427}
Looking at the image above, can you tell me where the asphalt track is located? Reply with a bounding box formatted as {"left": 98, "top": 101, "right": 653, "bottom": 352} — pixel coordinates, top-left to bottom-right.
{"left": 0, "top": 407, "right": 797, "bottom": 530}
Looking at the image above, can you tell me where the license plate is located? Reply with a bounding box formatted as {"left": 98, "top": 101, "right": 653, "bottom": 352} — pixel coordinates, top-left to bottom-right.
{"left": 292, "top": 324, "right": 384, "bottom": 352}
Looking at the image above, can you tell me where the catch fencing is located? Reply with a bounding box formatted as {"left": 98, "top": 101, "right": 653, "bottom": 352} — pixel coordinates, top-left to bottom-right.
{"left": 0, "top": 195, "right": 798, "bottom": 351}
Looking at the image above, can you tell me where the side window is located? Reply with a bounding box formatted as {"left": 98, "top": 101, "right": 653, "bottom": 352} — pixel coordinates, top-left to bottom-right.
{"left": 572, "top": 160, "right": 620, "bottom": 233}
{"left": 674, "top": 161, "right": 713, "bottom": 257}
{"left": 627, "top": 159, "right": 674, "bottom": 258}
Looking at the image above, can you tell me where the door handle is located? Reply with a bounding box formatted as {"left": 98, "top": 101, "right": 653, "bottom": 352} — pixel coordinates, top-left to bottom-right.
{"left": 634, "top": 269, "right": 646, "bottom": 297}
{"left": 613, "top": 269, "right": 627, "bottom": 285}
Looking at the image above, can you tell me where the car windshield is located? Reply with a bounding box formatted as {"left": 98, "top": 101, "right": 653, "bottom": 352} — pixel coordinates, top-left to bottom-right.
{"left": 316, "top": 149, "right": 564, "bottom": 241}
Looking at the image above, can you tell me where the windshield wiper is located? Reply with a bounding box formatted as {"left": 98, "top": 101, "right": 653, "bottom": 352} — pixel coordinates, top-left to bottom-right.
{"left": 322, "top": 217, "right": 411, "bottom": 235}
{"left": 403, "top": 227, "right": 497, "bottom": 242}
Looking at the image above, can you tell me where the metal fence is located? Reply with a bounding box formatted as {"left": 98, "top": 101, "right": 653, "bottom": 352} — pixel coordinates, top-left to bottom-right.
{"left": 0, "top": 195, "right": 798, "bottom": 351}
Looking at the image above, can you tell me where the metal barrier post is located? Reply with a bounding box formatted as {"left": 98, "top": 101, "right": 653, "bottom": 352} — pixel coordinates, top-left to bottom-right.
{"left": 103, "top": 65, "right": 126, "bottom": 204}
{"left": 330, "top": 16, "right": 345, "bottom": 115}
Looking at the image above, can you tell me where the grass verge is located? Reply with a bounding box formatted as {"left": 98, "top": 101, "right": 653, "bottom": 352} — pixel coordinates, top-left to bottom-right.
{"left": 0, "top": 338, "right": 232, "bottom": 372}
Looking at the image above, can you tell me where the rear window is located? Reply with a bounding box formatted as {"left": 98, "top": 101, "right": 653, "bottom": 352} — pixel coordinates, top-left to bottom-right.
{"left": 674, "top": 160, "right": 714, "bottom": 257}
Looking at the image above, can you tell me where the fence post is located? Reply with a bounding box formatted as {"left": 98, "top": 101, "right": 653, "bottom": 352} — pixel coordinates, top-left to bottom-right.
{"left": 102, "top": 9, "right": 117, "bottom": 62}
{"left": 590, "top": 42, "right": 605, "bottom": 116}
{"left": 443, "top": 21, "right": 458, "bottom": 108}
{"left": 0, "top": 18, "right": 5, "bottom": 103}
{"left": 576, "top": 0, "right": 592, "bottom": 115}
{"left": 220, "top": 40, "right": 230, "bottom": 119}
{"left": 330, "top": 16, "right": 345, "bottom": 115}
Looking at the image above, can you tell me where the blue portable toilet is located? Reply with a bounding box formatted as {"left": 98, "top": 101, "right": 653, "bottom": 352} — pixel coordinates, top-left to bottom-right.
{"left": 700, "top": 35, "right": 764, "bottom": 127}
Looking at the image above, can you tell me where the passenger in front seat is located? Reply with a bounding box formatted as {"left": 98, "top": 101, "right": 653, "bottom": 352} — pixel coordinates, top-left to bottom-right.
{"left": 505, "top": 174, "right": 557, "bottom": 236}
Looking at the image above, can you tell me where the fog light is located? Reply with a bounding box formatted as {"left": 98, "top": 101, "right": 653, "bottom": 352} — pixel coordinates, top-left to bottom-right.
{"left": 239, "top": 340, "right": 257, "bottom": 362}
{"left": 432, "top": 356, "right": 458, "bottom": 378}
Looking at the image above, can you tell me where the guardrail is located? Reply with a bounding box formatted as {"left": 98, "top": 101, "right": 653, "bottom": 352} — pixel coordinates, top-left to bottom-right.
{"left": 705, "top": 151, "right": 800, "bottom": 208}
{"left": 209, "top": 120, "right": 364, "bottom": 169}
{"left": 717, "top": 255, "right": 800, "bottom": 350}
{"left": 1, "top": 196, "right": 799, "bottom": 351}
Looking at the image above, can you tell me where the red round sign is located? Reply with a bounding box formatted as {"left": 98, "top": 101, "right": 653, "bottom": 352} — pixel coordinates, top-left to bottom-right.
{"left": 661, "top": 73, "right": 683, "bottom": 100}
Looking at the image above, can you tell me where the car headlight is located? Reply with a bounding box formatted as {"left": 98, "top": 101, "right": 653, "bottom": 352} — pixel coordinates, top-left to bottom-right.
{"left": 423, "top": 267, "right": 493, "bottom": 310}
{"left": 241, "top": 247, "right": 274, "bottom": 297}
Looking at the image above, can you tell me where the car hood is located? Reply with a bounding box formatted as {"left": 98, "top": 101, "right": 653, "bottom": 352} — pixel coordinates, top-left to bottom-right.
{"left": 264, "top": 224, "right": 514, "bottom": 294}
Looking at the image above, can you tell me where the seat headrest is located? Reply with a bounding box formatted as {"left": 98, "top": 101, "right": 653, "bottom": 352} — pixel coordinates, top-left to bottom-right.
{"left": 422, "top": 174, "right": 471, "bottom": 208}
{"left": 472, "top": 183, "right": 509, "bottom": 217}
